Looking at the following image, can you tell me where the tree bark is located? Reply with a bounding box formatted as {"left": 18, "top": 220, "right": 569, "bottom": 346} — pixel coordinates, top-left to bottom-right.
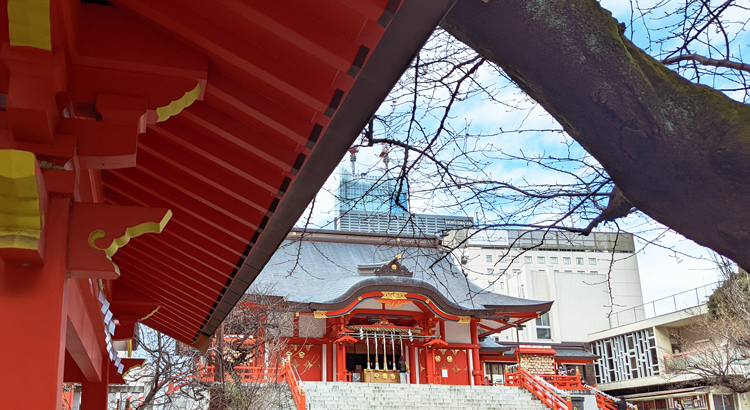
{"left": 441, "top": 0, "right": 750, "bottom": 270}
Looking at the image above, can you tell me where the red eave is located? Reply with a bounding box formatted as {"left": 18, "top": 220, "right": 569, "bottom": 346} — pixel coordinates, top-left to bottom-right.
{"left": 97, "top": 0, "right": 399, "bottom": 345}
{"left": 97, "top": 0, "right": 458, "bottom": 347}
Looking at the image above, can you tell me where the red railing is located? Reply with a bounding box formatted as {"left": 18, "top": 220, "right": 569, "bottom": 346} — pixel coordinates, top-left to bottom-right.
{"left": 539, "top": 374, "right": 585, "bottom": 390}
{"left": 583, "top": 385, "right": 633, "bottom": 410}
{"left": 283, "top": 361, "right": 306, "bottom": 410}
{"left": 193, "top": 363, "right": 305, "bottom": 410}
{"left": 505, "top": 369, "right": 572, "bottom": 410}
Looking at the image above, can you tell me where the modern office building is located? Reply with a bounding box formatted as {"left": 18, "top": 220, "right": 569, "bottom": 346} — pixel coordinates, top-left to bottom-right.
{"left": 334, "top": 167, "right": 473, "bottom": 236}
{"left": 448, "top": 229, "right": 645, "bottom": 344}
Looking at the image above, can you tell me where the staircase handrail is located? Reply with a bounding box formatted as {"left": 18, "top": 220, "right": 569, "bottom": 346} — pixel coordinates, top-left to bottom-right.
{"left": 505, "top": 369, "right": 572, "bottom": 410}
{"left": 284, "top": 361, "right": 307, "bottom": 410}
{"left": 584, "top": 384, "right": 637, "bottom": 410}
{"left": 539, "top": 374, "right": 585, "bottom": 390}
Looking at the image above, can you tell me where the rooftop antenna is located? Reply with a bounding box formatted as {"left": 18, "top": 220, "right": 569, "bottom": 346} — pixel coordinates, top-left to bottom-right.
{"left": 380, "top": 143, "right": 389, "bottom": 167}
{"left": 348, "top": 147, "right": 358, "bottom": 174}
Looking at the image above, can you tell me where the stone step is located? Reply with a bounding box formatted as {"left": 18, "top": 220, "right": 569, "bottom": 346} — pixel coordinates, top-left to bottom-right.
{"left": 302, "top": 382, "right": 554, "bottom": 410}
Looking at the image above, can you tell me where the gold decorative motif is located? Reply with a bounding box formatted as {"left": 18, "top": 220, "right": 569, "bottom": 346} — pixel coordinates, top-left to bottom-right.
{"left": 358, "top": 296, "right": 363, "bottom": 301}
{"left": 435, "top": 355, "right": 442, "bottom": 363}
{"left": 156, "top": 83, "right": 202, "bottom": 122}
{"left": 446, "top": 356, "right": 454, "bottom": 363}
{"left": 439, "top": 349, "right": 447, "bottom": 355}
{"left": 292, "top": 360, "right": 299, "bottom": 368}
{"left": 8, "top": 0, "right": 51, "bottom": 50}
{"left": 452, "top": 349, "right": 460, "bottom": 355}
{"left": 457, "top": 316, "right": 471, "bottom": 323}
{"left": 304, "top": 360, "right": 313, "bottom": 371}
{"left": 425, "top": 299, "right": 431, "bottom": 304}
{"left": 381, "top": 291, "right": 407, "bottom": 300}
{"left": 313, "top": 311, "right": 328, "bottom": 319}
{"left": 305, "top": 345, "right": 312, "bottom": 351}
{"left": 0, "top": 150, "right": 43, "bottom": 252}
{"left": 390, "top": 374, "right": 396, "bottom": 380}
{"left": 376, "top": 298, "right": 411, "bottom": 309}
{"left": 298, "top": 351, "right": 305, "bottom": 359}
{"left": 88, "top": 210, "right": 173, "bottom": 258}
{"left": 452, "top": 365, "right": 461, "bottom": 374}
{"left": 420, "top": 365, "right": 425, "bottom": 372}
{"left": 375, "top": 373, "right": 381, "bottom": 379}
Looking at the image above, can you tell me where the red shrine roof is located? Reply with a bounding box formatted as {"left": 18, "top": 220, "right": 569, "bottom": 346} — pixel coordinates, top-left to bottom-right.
{"left": 86, "top": 0, "right": 456, "bottom": 347}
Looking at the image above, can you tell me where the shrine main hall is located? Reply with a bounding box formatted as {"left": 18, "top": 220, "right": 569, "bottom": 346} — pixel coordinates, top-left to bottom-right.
{"left": 251, "top": 230, "right": 598, "bottom": 386}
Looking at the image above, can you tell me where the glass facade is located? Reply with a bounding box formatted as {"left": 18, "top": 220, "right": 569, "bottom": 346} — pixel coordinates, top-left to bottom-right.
{"left": 337, "top": 168, "right": 408, "bottom": 215}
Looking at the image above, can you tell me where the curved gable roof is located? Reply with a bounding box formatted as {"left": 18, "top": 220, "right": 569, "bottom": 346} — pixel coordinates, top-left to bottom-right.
{"left": 253, "top": 230, "right": 552, "bottom": 317}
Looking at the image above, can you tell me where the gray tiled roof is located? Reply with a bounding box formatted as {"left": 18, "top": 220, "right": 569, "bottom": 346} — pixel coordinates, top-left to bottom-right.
{"left": 252, "top": 233, "right": 551, "bottom": 314}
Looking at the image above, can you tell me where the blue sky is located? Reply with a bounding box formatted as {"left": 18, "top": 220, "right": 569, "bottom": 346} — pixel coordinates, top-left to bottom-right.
{"left": 297, "top": 0, "right": 748, "bottom": 303}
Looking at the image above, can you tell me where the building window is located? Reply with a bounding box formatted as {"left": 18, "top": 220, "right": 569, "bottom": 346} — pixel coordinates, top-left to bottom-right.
{"left": 536, "top": 313, "right": 551, "bottom": 340}
{"left": 591, "top": 271, "right": 598, "bottom": 274}
{"left": 512, "top": 269, "right": 521, "bottom": 276}
{"left": 537, "top": 256, "right": 546, "bottom": 264}
{"left": 550, "top": 257, "right": 558, "bottom": 264}
{"left": 576, "top": 257, "right": 584, "bottom": 265}
{"left": 500, "top": 282, "right": 505, "bottom": 290}
{"left": 589, "top": 258, "right": 597, "bottom": 265}
{"left": 500, "top": 256, "right": 506, "bottom": 262}
{"left": 486, "top": 255, "right": 493, "bottom": 262}
{"left": 487, "top": 281, "right": 495, "bottom": 291}
{"left": 487, "top": 268, "right": 494, "bottom": 275}
{"left": 524, "top": 256, "right": 532, "bottom": 263}
{"left": 563, "top": 257, "right": 571, "bottom": 264}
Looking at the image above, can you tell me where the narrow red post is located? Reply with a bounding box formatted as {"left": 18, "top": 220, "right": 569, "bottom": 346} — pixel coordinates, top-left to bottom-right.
{"left": 0, "top": 198, "right": 70, "bottom": 410}
{"left": 337, "top": 342, "right": 347, "bottom": 381}
{"left": 81, "top": 377, "right": 110, "bottom": 410}
{"left": 470, "top": 320, "right": 484, "bottom": 385}
{"left": 425, "top": 347, "right": 435, "bottom": 384}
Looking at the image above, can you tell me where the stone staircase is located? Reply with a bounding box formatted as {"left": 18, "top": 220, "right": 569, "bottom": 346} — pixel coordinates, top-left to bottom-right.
{"left": 302, "top": 382, "right": 552, "bottom": 410}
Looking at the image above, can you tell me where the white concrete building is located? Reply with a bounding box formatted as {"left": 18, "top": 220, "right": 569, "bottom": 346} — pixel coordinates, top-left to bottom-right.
{"left": 447, "top": 229, "right": 644, "bottom": 343}
{"left": 585, "top": 282, "right": 749, "bottom": 410}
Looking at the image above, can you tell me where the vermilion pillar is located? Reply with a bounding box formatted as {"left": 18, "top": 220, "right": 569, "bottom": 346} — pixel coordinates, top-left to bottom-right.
{"left": 425, "top": 347, "right": 435, "bottom": 384}
{"left": 81, "top": 364, "right": 110, "bottom": 410}
{"left": 0, "top": 198, "right": 70, "bottom": 410}
{"left": 470, "top": 320, "right": 484, "bottom": 385}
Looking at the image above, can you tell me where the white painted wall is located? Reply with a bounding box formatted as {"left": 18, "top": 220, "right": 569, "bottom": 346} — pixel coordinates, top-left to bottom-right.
{"left": 444, "top": 321, "right": 471, "bottom": 344}
{"left": 300, "top": 315, "right": 326, "bottom": 338}
{"left": 463, "top": 244, "right": 644, "bottom": 343}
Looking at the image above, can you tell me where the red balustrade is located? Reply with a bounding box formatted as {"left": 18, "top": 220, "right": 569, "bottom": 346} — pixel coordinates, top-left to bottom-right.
{"left": 283, "top": 361, "right": 307, "bottom": 410}
{"left": 540, "top": 374, "right": 585, "bottom": 390}
{"left": 505, "top": 369, "right": 573, "bottom": 410}
{"left": 192, "top": 362, "right": 305, "bottom": 410}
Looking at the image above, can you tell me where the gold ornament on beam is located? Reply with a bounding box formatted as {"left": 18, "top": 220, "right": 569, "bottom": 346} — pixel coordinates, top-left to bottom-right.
{"left": 458, "top": 316, "right": 471, "bottom": 323}
{"left": 381, "top": 291, "right": 407, "bottom": 300}
{"left": 313, "top": 311, "right": 328, "bottom": 319}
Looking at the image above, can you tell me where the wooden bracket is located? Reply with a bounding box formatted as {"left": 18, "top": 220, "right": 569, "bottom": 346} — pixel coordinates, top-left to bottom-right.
{"left": 67, "top": 203, "right": 171, "bottom": 279}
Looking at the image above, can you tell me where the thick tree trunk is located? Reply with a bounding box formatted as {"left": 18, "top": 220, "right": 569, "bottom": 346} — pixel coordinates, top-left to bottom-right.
{"left": 441, "top": 0, "right": 750, "bottom": 270}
